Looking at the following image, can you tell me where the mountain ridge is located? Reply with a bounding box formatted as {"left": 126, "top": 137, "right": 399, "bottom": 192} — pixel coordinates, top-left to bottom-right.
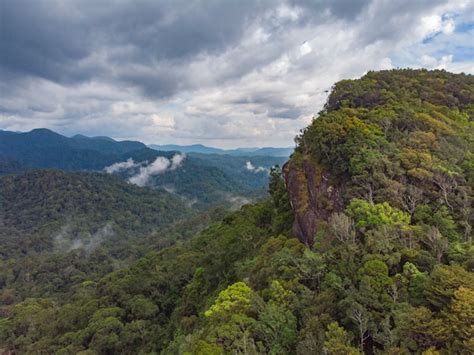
{"left": 149, "top": 143, "right": 294, "bottom": 157}
{"left": 0, "top": 128, "right": 151, "bottom": 171}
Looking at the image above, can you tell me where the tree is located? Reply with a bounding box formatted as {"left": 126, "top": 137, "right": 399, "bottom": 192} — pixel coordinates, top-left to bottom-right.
{"left": 255, "top": 302, "right": 297, "bottom": 354}
{"left": 349, "top": 306, "right": 369, "bottom": 352}
{"left": 432, "top": 170, "right": 458, "bottom": 212}
{"left": 443, "top": 286, "right": 474, "bottom": 352}
{"left": 268, "top": 165, "right": 294, "bottom": 234}
{"left": 425, "top": 265, "right": 474, "bottom": 310}
{"left": 346, "top": 198, "right": 410, "bottom": 230}
{"left": 328, "top": 213, "right": 356, "bottom": 243}
{"left": 204, "top": 282, "right": 255, "bottom": 321}
{"left": 88, "top": 316, "right": 124, "bottom": 352}
{"left": 203, "top": 282, "right": 258, "bottom": 353}
{"left": 401, "top": 185, "right": 423, "bottom": 215}
{"left": 424, "top": 227, "right": 449, "bottom": 263}
{"left": 324, "top": 321, "right": 361, "bottom": 355}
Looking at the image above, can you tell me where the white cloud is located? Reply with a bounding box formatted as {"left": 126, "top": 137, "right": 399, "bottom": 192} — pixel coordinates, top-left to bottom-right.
{"left": 103, "top": 153, "right": 186, "bottom": 186}
{"left": 245, "top": 161, "right": 268, "bottom": 173}
{"left": 442, "top": 18, "right": 456, "bottom": 34}
{"left": 299, "top": 41, "right": 312, "bottom": 56}
{"left": 104, "top": 158, "right": 140, "bottom": 173}
{"left": 129, "top": 157, "right": 170, "bottom": 186}
{"left": 171, "top": 153, "right": 186, "bottom": 169}
{"left": 128, "top": 153, "right": 185, "bottom": 187}
{"left": 418, "top": 54, "right": 454, "bottom": 69}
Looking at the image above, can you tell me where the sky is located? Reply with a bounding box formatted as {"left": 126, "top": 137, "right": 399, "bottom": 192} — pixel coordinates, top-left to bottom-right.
{"left": 0, "top": 0, "right": 473, "bottom": 148}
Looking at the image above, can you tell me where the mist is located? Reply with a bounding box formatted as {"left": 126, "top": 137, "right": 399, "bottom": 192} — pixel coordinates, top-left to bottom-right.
{"left": 104, "top": 158, "right": 140, "bottom": 173}
{"left": 245, "top": 161, "right": 268, "bottom": 173}
{"left": 54, "top": 223, "right": 115, "bottom": 253}
{"left": 104, "top": 153, "right": 186, "bottom": 187}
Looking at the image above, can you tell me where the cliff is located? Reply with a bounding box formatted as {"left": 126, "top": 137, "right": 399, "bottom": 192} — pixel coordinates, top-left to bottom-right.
{"left": 283, "top": 153, "right": 345, "bottom": 245}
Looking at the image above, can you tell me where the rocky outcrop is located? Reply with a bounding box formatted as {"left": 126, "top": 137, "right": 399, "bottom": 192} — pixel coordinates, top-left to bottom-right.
{"left": 283, "top": 154, "right": 344, "bottom": 246}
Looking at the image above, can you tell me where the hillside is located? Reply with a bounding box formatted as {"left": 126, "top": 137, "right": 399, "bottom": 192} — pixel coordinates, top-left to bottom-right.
{"left": 1, "top": 69, "right": 473, "bottom": 354}
{"left": 0, "top": 170, "right": 194, "bottom": 301}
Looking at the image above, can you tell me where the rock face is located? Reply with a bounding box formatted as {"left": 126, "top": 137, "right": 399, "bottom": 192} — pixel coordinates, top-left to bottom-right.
{"left": 283, "top": 154, "right": 344, "bottom": 246}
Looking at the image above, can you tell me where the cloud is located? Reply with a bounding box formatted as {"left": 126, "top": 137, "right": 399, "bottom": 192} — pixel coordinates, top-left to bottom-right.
{"left": 104, "top": 158, "right": 141, "bottom": 173}
{"left": 127, "top": 153, "right": 185, "bottom": 187}
{"left": 54, "top": 223, "right": 115, "bottom": 253}
{"left": 226, "top": 195, "right": 253, "bottom": 210}
{"left": 1, "top": 0, "right": 473, "bottom": 148}
{"left": 299, "top": 41, "right": 312, "bottom": 57}
{"left": 129, "top": 157, "right": 170, "bottom": 186}
{"left": 245, "top": 161, "right": 268, "bottom": 173}
{"left": 104, "top": 153, "right": 186, "bottom": 186}
{"left": 171, "top": 153, "right": 185, "bottom": 169}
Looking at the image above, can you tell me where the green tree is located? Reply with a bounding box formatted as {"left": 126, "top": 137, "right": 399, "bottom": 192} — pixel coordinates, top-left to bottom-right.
{"left": 324, "top": 321, "right": 361, "bottom": 355}
{"left": 346, "top": 198, "right": 410, "bottom": 230}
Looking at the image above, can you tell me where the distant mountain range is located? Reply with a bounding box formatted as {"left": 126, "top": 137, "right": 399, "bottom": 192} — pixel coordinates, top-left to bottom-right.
{"left": 0, "top": 128, "right": 288, "bottom": 209}
{"left": 0, "top": 128, "right": 153, "bottom": 171}
{"left": 149, "top": 143, "right": 294, "bottom": 157}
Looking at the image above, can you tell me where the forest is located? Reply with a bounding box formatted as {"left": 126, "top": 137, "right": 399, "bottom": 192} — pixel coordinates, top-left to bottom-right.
{"left": 0, "top": 69, "right": 473, "bottom": 354}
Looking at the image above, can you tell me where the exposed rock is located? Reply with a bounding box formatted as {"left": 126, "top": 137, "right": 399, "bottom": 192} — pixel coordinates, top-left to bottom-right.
{"left": 283, "top": 153, "right": 345, "bottom": 245}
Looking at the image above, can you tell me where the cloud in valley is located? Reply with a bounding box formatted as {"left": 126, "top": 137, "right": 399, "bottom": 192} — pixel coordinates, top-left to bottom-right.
{"left": 245, "top": 161, "right": 268, "bottom": 173}
{"left": 54, "top": 223, "right": 115, "bottom": 253}
{"left": 104, "top": 158, "right": 141, "bottom": 173}
{"left": 104, "top": 153, "right": 186, "bottom": 187}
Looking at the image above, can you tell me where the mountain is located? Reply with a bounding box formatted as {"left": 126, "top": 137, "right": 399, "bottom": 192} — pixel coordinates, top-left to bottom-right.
{"left": 149, "top": 143, "right": 226, "bottom": 155}
{"left": 0, "top": 156, "right": 26, "bottom": 175}
{"left": 72, "top": 134, "right": 116, "bottom": 142}
{"left": 1, "top": 69, "right": 473, "bottom": 354}
{"left": 247, "top": 147, "right": 294, "bottom": 157}
{"left": 0, "top": 128, "right": 151, "bottom": 171}
{"left": 149, "top": 143, "right": 294, "bottom": 157}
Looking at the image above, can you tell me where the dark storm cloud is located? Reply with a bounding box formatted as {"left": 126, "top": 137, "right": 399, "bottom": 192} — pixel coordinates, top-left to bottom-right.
{"left": 0, "top": 1, "right": 90, "bottom": 83}
{"left": 1, "top": 0, "right": 269, "bottom": 93}
{"left": 0, "top": 0, "right": 375, "bottom": 97}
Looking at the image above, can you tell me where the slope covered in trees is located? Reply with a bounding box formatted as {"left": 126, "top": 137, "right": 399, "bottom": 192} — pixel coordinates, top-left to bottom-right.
{"left": 1, "top": 69, "right": 472, "bottom": 354}
{"left": 0, "top": 170, "right": 197, "bottom": 303}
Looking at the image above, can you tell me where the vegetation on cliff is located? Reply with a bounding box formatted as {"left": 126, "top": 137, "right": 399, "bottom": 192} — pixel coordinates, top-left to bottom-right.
{"left": 1, "top": 69, "right": 473, "bottom": 354}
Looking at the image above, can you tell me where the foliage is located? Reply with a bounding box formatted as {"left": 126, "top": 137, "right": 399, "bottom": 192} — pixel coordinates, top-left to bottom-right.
{"left": 346, "top": 198, "right": 410, "bottom": 229}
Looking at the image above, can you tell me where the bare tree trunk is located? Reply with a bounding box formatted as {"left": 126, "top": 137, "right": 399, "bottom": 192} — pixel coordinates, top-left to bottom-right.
{"left": 432, "top": 172, "right": 457, "bottom": 212}
{"left": 351, "top": 308, "right": 369, "bottom": 353}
